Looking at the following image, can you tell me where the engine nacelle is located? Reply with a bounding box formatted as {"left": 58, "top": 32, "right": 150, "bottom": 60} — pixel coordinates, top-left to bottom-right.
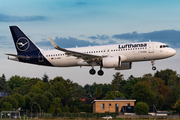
{"left": 102, "top": 55, "right": 127, "bottom": 68}
{"left": 115, "top": 62, "right": 132, "bottom": 70}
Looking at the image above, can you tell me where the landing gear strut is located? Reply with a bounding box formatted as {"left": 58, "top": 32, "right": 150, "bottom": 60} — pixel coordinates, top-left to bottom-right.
{"left": 151, "top": 60, "right": 156, "bottom": 70}
{"left": 89, "top": 62, "right": 96, "bottom": 75}
{"left": 89, "top": 61, "right": 104, "bottom": 76}
{"left": 98, "top": 64, "right": 104, "bottom": 76}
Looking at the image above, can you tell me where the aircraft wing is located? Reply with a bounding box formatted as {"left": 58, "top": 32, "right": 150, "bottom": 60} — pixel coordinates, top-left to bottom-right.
{"left": 49, "top": 37, "right": 105, "bottom": 63}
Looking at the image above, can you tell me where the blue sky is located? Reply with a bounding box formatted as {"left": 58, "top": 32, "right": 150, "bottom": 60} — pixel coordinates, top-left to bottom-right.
{"left": 0, "top": 0, "right": 180, "bottom": 85}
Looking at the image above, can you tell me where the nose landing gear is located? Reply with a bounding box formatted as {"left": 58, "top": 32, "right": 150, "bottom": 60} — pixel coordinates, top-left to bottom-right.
{"left": 151, "top": 60, "right": 156, "bottom": 70}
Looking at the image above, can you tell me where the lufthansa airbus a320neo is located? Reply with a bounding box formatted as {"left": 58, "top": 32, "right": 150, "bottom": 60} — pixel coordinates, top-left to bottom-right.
{"left": 6, "top": 26, "right": 176, "bottom": 76}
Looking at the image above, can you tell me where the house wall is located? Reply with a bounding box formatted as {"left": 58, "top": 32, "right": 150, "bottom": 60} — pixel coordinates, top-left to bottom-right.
{"left": 93, "top": 101, "right": 135, "bottom": 113}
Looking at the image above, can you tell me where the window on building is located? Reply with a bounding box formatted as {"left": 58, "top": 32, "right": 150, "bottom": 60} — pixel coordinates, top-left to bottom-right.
{"left": 115, "top": 103, "right": 119, "bottom": 107}
{"left": 0, "top": 92, "right": 4, "bottom": 97}
{"left": 101, "top": 103, "right": 105, "bottom": 109}
{"left": 109, "top": 103, "right": 111, "bottom": 106}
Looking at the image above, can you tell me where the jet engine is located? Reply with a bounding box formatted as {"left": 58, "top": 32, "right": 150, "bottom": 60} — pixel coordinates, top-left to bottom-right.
{"left": 102, "top": 55, "right": 127, "bottom": 68}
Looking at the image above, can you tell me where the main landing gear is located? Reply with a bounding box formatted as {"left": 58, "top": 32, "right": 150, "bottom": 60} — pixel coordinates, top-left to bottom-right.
{"left": 151, "top": 60, "right": 156, "bottom": 70}
{"left": 89, "top": 68, "right": 104, "bottom": 76}
{"left": 89, "top": 62, "right": 104, "bottom": 76}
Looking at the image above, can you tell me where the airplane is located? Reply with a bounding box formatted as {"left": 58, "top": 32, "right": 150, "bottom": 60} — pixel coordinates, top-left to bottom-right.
{"left": 6, "top": 26, "right": 176, "bottom": 76}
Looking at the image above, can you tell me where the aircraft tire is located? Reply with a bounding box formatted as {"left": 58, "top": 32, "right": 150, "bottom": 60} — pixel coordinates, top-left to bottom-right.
{"left": 152, "top": 66, "right": 156, "bottom": 70}
{"left": 98, "top": 70, "right": 104, "bottom": 76}
{"left": 89, "top": 69, "right": 96, "bottom": 75}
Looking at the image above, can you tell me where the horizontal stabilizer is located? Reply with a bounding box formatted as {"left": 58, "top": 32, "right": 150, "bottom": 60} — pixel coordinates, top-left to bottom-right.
{"left": 5, "top": 54, "right": 30, "bottom": 59}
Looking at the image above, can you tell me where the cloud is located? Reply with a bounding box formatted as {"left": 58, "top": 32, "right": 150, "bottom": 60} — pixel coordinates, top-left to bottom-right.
{"left": 88, "top": 35, "right": 109, "bottom": 40}
{"left": 0, "top": 13, "right": 47, "bottom": 22}
{"left": 112, "top": 30, "right": 180, "bottom": 48}
{"left": 36, "top": 36, "right": 100, "bottom": 48}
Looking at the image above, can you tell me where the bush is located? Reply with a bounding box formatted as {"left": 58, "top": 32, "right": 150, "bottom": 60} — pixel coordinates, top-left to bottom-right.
{"left": 134, "top": 102, "right": 149, "bottom": 115}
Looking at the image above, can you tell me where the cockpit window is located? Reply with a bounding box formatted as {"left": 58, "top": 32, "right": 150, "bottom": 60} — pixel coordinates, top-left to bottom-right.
{"left": 160, "top": 45, "right": 169, "bottom": 48}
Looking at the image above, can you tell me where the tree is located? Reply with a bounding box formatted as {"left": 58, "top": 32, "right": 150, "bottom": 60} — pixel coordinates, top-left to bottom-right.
{"left": 111, "top": 72, "right": 124, "bottom": 91}
{"left": 96, "top": 88, "right": 103, "bottom": 97}
{"left": 7, "top": 75, "right": 26, "bottom": 91}
{"left": 1, "top": 102, "right": 13, "bottom": 111}
{"left": 31, "top": 94, "right": 49, "bottom": 112}
{"left": 154, "top": 69, "right": 179, "bottom": 85}
{"left": 63, "top": 105, "right": 70, "bottom": 113}
{"left": 48, "top": 104, "right": 56, "bottom": 113}
{"left": 44, "top": 92, "right": 54, "bottom": 102}
{"left": 29, "top": 81, "right": 49, "bottom": 94}
{"left": 49, "top": 82, "right": 68, "bottom": 99}
{"left": 173, "top": 99, "right": 180, "bottom": 113}
{"left": 157, "top": 95, "right": 164, "bottom": 110}
{"left": 132, "top": 82, "right": 156, "bottom": 105}
{"left": 68, "top": 99, "right": 84, "bottom": 113}
{"left": 24, "top": 95, "right": 31, "bottom": 110}
{"left": 0, "top": 96, "right": 18, "bottom": 109}
{"left": 42, "top": 74, "right": 49, "bottom": 83}
{"left": 0, "top": 74, "right": 8, "bottom": 92}
{"left": 52, "top": 97, "right": 61, "bottom": 108}
{"left": 13, "top": 93, "right": 25, "bottom": 108}
{"left": 134, "top": 102, "right": 149, "bottom": 115}
{"left": 123, "top": 83, "right": 133, "bottom": 99}
{"left": 103, "top": 91, "right": 124, "bottom": 100}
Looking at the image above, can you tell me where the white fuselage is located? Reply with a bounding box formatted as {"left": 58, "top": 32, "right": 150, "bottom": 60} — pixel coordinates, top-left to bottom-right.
{"left": 41, "top": 42, "right": 176, "bottom": 67}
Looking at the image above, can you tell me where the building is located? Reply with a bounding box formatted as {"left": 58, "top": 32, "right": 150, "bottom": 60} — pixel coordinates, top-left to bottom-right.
{"left": 91, "top": 100, "right": 136, "bottom": 113}
{"left": 0, "top": 91, "right": 8, "bottom": 100}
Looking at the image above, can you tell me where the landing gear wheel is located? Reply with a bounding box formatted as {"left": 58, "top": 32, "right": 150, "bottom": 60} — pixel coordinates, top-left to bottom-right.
{"left": 151, "top": 60, "right": 156, "bottom": 71}
{"left": 89, "top": 69, "right": 96, "bottom": 75}
{"left": 152, "top": 66, "right": 156, "bottom": 70}
{"left": 98, "top": 70, "right": 104, "bottom": 76}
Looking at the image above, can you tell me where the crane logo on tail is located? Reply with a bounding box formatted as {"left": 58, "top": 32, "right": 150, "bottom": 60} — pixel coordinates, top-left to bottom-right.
{"left": 16, "top": 37, "right": 30, "bottom": 51}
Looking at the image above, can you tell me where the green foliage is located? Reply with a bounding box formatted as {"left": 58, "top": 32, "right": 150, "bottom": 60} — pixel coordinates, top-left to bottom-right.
{"left": 96, "top": 88, "right": 103, "bottom": 97}
{"left": 173, "top": 99, "right": 180, "bottom": 113}
{"left": 13, "top": 93, "right": 25, "bottom": 108}
{"left": 56, "top": 108, "right": 62, "bottom": 113}
{"left": 111, "top": 72, "right": 124, "bottom": 91}
{"left": 49, "top": 81, "right": 68, "bottom": 99}
{"left": 8, "top": 75, "right": 27, "bottom": 91}
{"left": 0, "top": 96, "right": 18, "bottom": 109}
{"left": 44, "top": 91, "right": 54, "bottom": 102}
{"left": 132, "top": 82, "right": 156, "bottom": 105}
{"left": 1, "top": 69, "right": 180, "bottom": 112}
{"left": 154, "top": 69, "right": 179, "bottom": 85}
{"left": 48, "top": 104, "right": 56, "bottom": 113}
{"left": 1, "top": 102, "right": 13, "bottom": 111}
{"left": 31, "top": 94, "right": 49, "bottom": 112}
{"left": 73, "top": 83, "right": 87, "bottom": 98}
{"left": 52, "top": 97, "right": 61, "bottom": 108}
{"left": 63, "top": 105, "right": 70, "bottom": 113}
{"left": 30, "top": 81, "right": 49, "bottom": 94}
{"left": 103, "top": 91, "right": 124, "bottom": 100}
{"left": 157, "top": 95, "right": 164, "bottom": 110}
{"left": 84, "top": 104, "right": 92, "bottom": 113}
{"left": 134, "top": 102, "right": 149, "bottom": 115}
{"left": 69, "top": 99, "right": 84, "bottom": 113}
{"left": 42, "top": 74, "right": 49, "bottom": 83}
{"left": 24, "top": 94, "right": 31, "bottom": 110}
{"left": 0, "top": 74, "right": 7, "bottom": 91}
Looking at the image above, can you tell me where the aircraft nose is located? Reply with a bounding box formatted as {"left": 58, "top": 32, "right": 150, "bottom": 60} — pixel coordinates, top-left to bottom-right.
{"left": 170, "top": 48, "right": 176, "bottom": 56}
